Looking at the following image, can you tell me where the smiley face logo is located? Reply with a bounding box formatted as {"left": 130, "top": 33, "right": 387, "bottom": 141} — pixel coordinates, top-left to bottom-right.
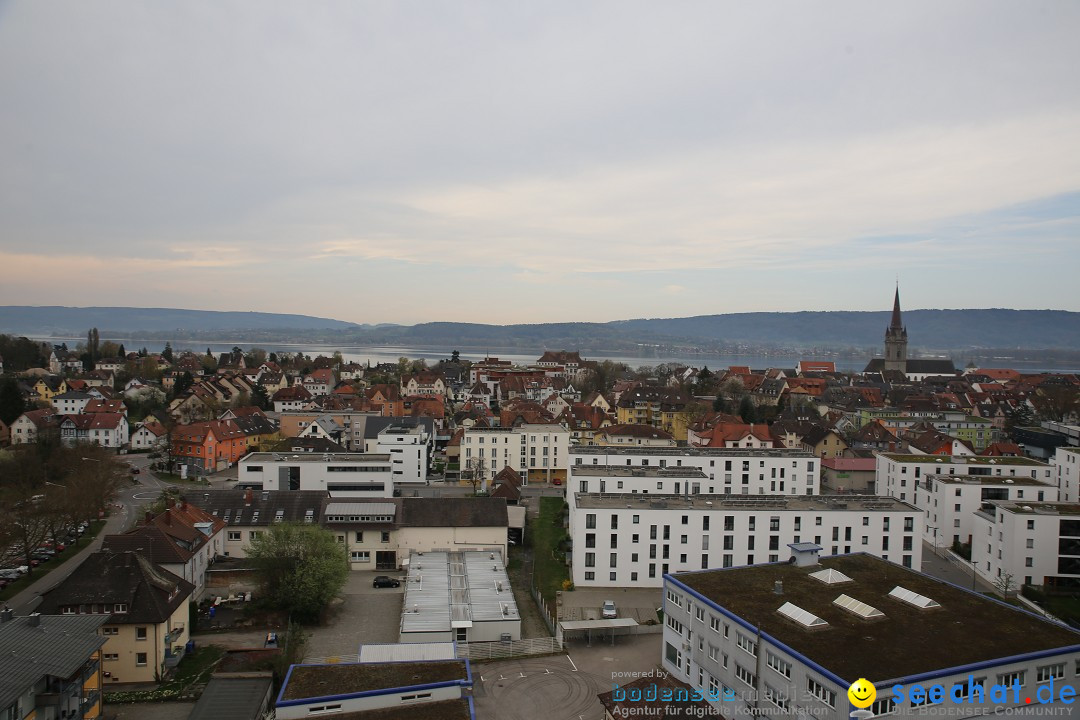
{"left": 848, "top": 678, "right": 876, "bottom": 708}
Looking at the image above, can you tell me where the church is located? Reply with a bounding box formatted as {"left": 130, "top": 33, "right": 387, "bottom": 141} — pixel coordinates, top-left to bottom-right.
{"left": 863, "top": 287, "right": 956, "bottom": 380}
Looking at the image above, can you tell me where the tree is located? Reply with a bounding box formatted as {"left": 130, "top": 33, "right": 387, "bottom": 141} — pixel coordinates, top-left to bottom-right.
{"left": 1004, "top": 404, "right": 1035, "bottom": 438}
{"left": 0, "top": 378, "right": 26, "bottom": 425}
{"left": 86, "top": 328, "right": 99, "bottom": 367}
{"left": 451, "top": 350, "right": 460, "bottom": 363}
{"left": 738, "top": 395, "right": 758, "bottom": 424}
{"left": 994, "top": 572, "right": 1017, "bottom": 598}
{"left": 465, "top": 457, "right": 489, "bottom": 495}
{"left": 118, "top": 343, "right": 126, "bottom": 358}
{"left": 247, "top": 523, "right": 349, "bottom": 623}
{"left": 173, "top": 371, "right": 195, "bottom": 399}
{"left": 252, "top": 385, "right": 271, "bottom": 411}
{"left": 162, "top": 342, "right": 174, "bottom": 363}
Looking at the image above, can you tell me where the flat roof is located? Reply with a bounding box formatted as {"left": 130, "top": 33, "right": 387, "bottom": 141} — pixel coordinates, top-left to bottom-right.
{"left": 560, "top": 618, "right": 639, "bottom": 630}
{"left": 671, "top": 554, "right": 1080, "bottom": 684}
{"left": 315, "top": 699, "right": 473, "bottom": 720}
{"left": 570, "top": 466, "right": 708, "bottom": 478}
{"left": 188, "top": 676, "right": 273, "bottom": 720}
{"left": 280, "top": 660, "right": 468, "bottom": 701}
{"left": 358, "top": 643, "right": 456, "bottom": 663}
{"left": 879, "top": 453, "right": 1047, "bottom": 467}
{"left": 575, "top": 493, "right": 918, "bottom": 513}
{"left": 243, "top": 452, "right": 391, "bottom": 463}
{"left": 401, "top": 551, "right": 520, "bottom": 635}
{"left": 932, "top": 474, "right": 1052, "bottom": 487}
{"left": 992, "top": 501, "right": 1080, "bottom": 517}
{"left": 325, "top": 502, "right": 396, "bottom": 516}
{"left": 572, "top": 447, "right": 815, "bottom": 458}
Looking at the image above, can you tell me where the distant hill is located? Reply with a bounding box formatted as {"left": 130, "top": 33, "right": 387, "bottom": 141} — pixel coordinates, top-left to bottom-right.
{"left": 0, "top": 306, "right": 359, "bottom": 335}
{"left": 2, "top": 306, "right": 1079, "bottom": 352}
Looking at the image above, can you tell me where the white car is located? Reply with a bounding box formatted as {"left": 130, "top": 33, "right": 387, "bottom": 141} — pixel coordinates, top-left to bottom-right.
{"left": 602, "top": 600, "right": 617, "bottom": 619}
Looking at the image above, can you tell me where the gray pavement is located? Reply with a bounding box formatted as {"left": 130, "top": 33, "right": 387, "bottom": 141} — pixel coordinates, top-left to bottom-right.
{"left": 305, "top": 570, "right": 404, "bottom": 659}
{"left": 919, "top": 540, "right": 994, "bottom": 593}
{"left": 106, "top": 701, "right": 195, "bottom": 720}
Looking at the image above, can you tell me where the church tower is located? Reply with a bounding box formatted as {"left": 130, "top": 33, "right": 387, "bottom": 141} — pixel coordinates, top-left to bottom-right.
{"left": 883, "top": 285, "right": 908, "bottom": 373}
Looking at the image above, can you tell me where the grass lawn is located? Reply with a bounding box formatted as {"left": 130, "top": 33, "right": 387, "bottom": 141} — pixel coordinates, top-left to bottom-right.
{"left": 162, "top": 645, "right": 225, "bottom": 691}
{"left": 532, "top": 496, "right": 569, "bottom": 605}
{"left": 0, "top": 519, "right": 107, "bottom": 601}
{"left": 1042, "top": 595, "right": 1080, "bottom": 625}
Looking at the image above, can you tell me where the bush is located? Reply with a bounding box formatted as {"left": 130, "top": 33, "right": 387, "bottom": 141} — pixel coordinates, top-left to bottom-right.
{"left": 561, "top": 579, "right": 575, "bottom": 591}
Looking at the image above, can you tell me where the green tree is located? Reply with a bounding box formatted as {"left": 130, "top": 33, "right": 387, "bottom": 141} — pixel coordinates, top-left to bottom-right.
{"left": 162, "top": 342, "right": 174, "bottom": 362}
{"left": 173, "top": 371, "right": 195, "bottom": 399}
{"left": 252, "top": 384, "right": 271, "bottom": 411}
{"left": 0, "top": 378, "right": 26, "bottom": 425}
{"left": 247, "top": 523, "right": 349, "bottom": 623}
{"left": 118, "top": 343, "right": 126, "bottom": 358}
{"left": 738, "top": 395, "right": 758, "bottom": 424}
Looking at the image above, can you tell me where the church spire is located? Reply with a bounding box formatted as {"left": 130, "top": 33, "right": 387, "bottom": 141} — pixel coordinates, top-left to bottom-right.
{"left": 890, "top": 284, "right": 903, "bottom": 331}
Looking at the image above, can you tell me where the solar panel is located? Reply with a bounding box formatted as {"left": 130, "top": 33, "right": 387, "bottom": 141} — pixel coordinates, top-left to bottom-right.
{"left": 888, "top": 586, "right": 940, "bottom": 609}
{"left": 777, "top": 602, "right": 828, "bottom": 628}
{"left": 833, "top": 594, "right": 884, "bottom": 619}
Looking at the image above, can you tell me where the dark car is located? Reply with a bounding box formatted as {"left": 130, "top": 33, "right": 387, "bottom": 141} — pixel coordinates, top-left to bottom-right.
{"left": 372, "top": 575, "right": 401, "bottom": 588}
{"left": 130, "top": 467, "right": 141, "bottom": 475}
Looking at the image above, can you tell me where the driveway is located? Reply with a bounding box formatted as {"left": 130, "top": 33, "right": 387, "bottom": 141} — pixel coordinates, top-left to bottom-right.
{"left": 304, "top": 570, "right": 405, "bottom": 660}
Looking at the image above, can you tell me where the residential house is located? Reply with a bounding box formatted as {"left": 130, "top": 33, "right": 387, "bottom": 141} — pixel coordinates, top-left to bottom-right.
{"left": 301, "top": 369, "right": 336, "bottom": 397}
{"left": 800, "top": 426, "right": 848, "bottom": 459}
{"left": 819, "top": 456, "right": 877, "bottom": 493}
{"left": 9, "top": 408, "right": 61, "bottom": 444}
{"left": 172, "top": 419, "right": 249, "bottom": 474}
{"left": 130, "top": 419, "right": 169, "bottom": 451}
{"left": 615, "top": 386, "right": 696, "bottom": 440}
{"left": 689, "top": 421, "right": 775, "bottom": 449}
{"left": 591, "top": 423, "right": 676, "bottom": 447}
{"left": 0, "top": 611, "right": 107, "bottom": 720}
{"left": 84, "top": 398, "right": 127, "bottom": 416}
{"left": 271, "top": 386, "right": 313, "bottom": 413}
{"left": 59, "top": 412, "right": 129, "bottom": 449}
{"left": 34, "top": 376, "right": 68, "bottom": 405}
{"left": 51, "top": 390, "right": 92, "bottom": 415}
{"left": 37, "top": 551, "right": 194, "bottom": 684}
{"left": 401, "top": 371, "right": 448, "bottom": 398}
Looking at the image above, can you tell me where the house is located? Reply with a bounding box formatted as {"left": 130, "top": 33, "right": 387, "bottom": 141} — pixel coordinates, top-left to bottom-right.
{"left": 489, "top": 466, "right": 522, "bottom": 504}
{"left": 796, "top": 360, "right": 836, "bottom": 375}
{"left": 9, "top": 408, "right": 61, "bottom": 444}
{"left": 237, "top": 452, "right": 393, "bottom": 498}
{"left": 172, "top": 419, "right": 249, "bottom": 474}
{"left": 102, "top": 500, "right": 225, "bottom": 599}
{"left": 58, "top": 412, "right": 129, "bottom": 449}
{"left": 461, "top": 424, "right": 570, "bottom": 485}
{"left": 84, "top": 398, "right": 127, "bottom": 416}
{"left": 0, "top": 610, "right": 107, "bottom": 720}
{"left": 401, "top": 371, "right": 448, "bottom": 398}
{"left": 33, "top": 376, "right": 68, "bottom": 405}
{"left": 51, "top": 390, "right": 92, "bottom": 415}
{"left": 847, "top": 421, "right": 901, "bottom": 452}
{"left": 180, "top": 489, "right": 329, "bottom": 559}
{"left": 301, "top": 369, "right": 336, "bottom": 397}
{"left": 663, "top": 552, "right": 1080, "bottom": 718}
{"left": 819, "top": 456, "right": 877, "bottom": 493}
{"left": 37, "top": 551, "right": 194, "bottom": 684}
{"left": 689, "top": 422, "right": 774, "bottom": 449}
{"left": 130, "top": 419, "right": 169, "bottom": 450}
{"left": 271, "top": 386, "right": 313, "bottom": 413}
{"left": 228, "top": 413, "right": 280, "bottom": 452}
{"left": 591, "top": 423, "right": 676, "bottom": 447}
{"left": 615, "top": 386, "right": 696, "bottom": 440}
{"left": 905, "top": 427, "right": 973, "bottom": 456}
{"left": 799, "top": 426, "right": 848, "bottom": 459}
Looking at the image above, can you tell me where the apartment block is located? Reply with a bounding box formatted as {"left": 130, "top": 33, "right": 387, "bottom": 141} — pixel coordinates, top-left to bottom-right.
{"left": 238, "top": 452, "right": 393, "bottom": 498}
{"left": 973, "top": 500, "right": 1080, "bottom": 590}
{"left": 877, "top": 453, "right": 1053, "bottom": 504}
{"left": 1056, "top": 447, "right": 1080, "bottom": 503}
{"left": 461, "top": 424, "right": 570, "bottom": 485}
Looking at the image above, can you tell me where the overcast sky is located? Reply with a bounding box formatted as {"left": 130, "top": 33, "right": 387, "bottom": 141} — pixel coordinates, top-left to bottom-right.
{"left": 1, "top": 1, "right": 1078, "bottom": 325}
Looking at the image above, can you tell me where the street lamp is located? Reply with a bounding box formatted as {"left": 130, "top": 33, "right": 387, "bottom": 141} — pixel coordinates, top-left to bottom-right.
{"left": 926, "top": 525, "right": 940, "bottom": 558}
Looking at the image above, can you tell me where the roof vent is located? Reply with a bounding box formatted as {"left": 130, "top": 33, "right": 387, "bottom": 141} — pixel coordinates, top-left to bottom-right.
{"left": 834, "top": 594, "right": 885, "bottom": 620}
{"left": 810, "top": 568, "right": 853, "bottom": 585}
{"left": 888, "top": 586, "right": 940, "bottom": 610}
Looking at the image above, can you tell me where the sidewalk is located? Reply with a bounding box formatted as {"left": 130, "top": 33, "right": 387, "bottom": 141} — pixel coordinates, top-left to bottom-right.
{"left": 6, "top": 510, "right": 126, "bottom": 616}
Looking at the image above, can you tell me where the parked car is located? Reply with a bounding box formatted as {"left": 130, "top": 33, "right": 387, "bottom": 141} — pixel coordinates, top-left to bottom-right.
{"left": 552, "top": 478, "right": 563, "bottom": 486}
{"left": 130, "top": 467, "right": 141, "bottom": 475}
{"left": 602, "top": 600, "right": 617, "bottom": 619}
{"left": 264, "top": 632, "right": 278, "bottom": 648}
{"left": 0, "top": 569, "right": 25, "bottom": 580}
{"left": 372, "top": 575, "right": 401, "bottom": 588}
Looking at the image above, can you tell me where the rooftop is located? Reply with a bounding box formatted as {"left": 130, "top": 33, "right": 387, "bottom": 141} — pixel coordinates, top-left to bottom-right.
{"left": 672, "top": 553, "right": 1080, "bottom": 684}
{"left": 242, "top": 452, "right": 392, "bottom": 463}
{"left": 401, "top": 551, "right": 519, "bottom": 635}
{"left": 280, "top": 660, "right": 469, "bottom": 701}
{"left": 0, "top": 614, "right": 107, "bottom": 711}
{"left": 930, "top": 474, "right": 1052, "bottom": 487}
{"left": 307, "top": 699, "right": 473, "bottom": 720}
{"left": 575, "top": 494, "right": 917, "bottom": 513}
{"left": 571, "top": 465, "right": 708, "bottom": 479}
{"left": 991, "top": 501, "right": 1080, "bottom": 517}
{"left": 572, "top": 446, "right": 815, "bottom": 458}
{"left": 879, "top": 453, "right": 1048, "bottom": 467}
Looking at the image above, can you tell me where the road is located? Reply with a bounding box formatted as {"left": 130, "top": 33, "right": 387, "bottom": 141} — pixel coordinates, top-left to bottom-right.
{"left": 6, "top": 454, "right": 180, "bottom": 616}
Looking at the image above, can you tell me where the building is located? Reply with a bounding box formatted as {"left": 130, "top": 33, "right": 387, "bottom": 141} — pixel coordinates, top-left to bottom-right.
{"left": 461, "top": 424, "right": 570, "bottom": 485}
{"left": 172, "top": 420, "right": 248, "bottom": 474}
{"left": 0, "top": 611, "right": 107, "bottom": 720}
{"left": 863, "top": 287, "right": 956, "bottom": 380}
{"left": 590, "top": 423, "right": 676, "bottom": 447}
{"left": 570, "top": 447, "right": 821, "bottom": 500}
{"left": 182, "top": 489, "right": 329, "bottom": 559}
{"left": 275, "top": 660, "right": 474, "bottom": 720}
{"left": 615, "top": 386, "right": 696, "bottom": 440}
{"left": 399, "top": 550, "right": 521, "bottom": 643}
{"left": 9, "top": 408, "right": 61, "bottom": 444}
{"left": 570, "top": 489, "right": 921, "bottom": 587}
{"left": 376, "top": 423, "right": 430, "bottom": 485}
{"left": 51, "top": 390, "right": 92, "bottom": 415}
{"left": 819, "top": 457, "right": 876, "bottom": 493}
{"left": 1056, "top": 446, "right": 1080, "bottom": 503}
{"left": 973, "top": 500, "right": 1080, "bottom": 590}
{"left": 877, "top": 453, "right": 1053, "bottom": 504}
{"left": 59, "top": 412, "right": 129, "bottom": 449}
{"left": 37, "top": 551, "right": 194, "bottom": 684}
{"left": 663, "top": 551, "right": 1080, "bottom": 718}
{"left": 238, "top": 452, "right": 393, "bottom": 498}
{"left": 130, "top": 419, "right": 168, "bottom": 450}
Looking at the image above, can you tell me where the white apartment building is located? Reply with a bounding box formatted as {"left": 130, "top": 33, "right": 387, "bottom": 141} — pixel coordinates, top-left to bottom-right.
{"left": 877, "top": 453, "right": 1053, "bottom": 504}
{"left": 662, "top": 552, "right": 1080, "bottom": 719}
{"left": 973, "top": 500, "right": 1080, "bottom": 590}
{"left": 570, "top": 447, "right": 821, "bottom": 498}
{"left": 569, "top": 485, "right": 921, "bottom": 588}
{"left": 50, "top": 391, "right": 91, "bottom": 415}
{"left": 1056, "top": 446, "right": 1080, "bottom": 503}
{"left": 237, "top": 452, "right": 393, "bottom": 498}
{"left": 376, "top": 424, "right": 429, "bottom": 485}
{"left": 461, "top": 424, "right": 570, "bottom": 485}
{"left": 913, "top": 474, "right": 1056, "bottom": 551}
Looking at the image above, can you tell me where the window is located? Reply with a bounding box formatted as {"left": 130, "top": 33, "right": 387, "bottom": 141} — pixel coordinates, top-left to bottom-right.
{"left": 381, "top": 531, "right": 390, "bottom": 542}
{"left": 709, "top": 616, "right": 721, "bottom": 633}
{"left": 585, "top": 553, "right": 595, "bottom": 567}
{"left": 586, "top": 514, "right": 596, "bottom": 529}
{"left": 735, "top": 664, "right": 756, "bottom": 687}
{"left": 135, "top": 652, "right": 148, "bottom": 667}
{"left": 807, "top": 676, "right": 836, "bottom": 707}
{"left": 103, "top": 653, "right": 119, "bottom": 661}
{"left": 227, "top": 531, "right": 241, "bottom": 541}
{"left": 350, "top": 551, "right": 370, "bottom": 561}
{"left": 1037, "top": 664, "right": 1065, "bottom": 682}
{"left": 997, "top": 670, "right": 1025, "bottom": 687}
{"left": 101, "top": 627, "right": 118, "bottom": 636}
{"left": 764, "top": 684, "right": 789, "bottom": 710}
{"left": 113, "top": 604, "right": 128, "bottom": 614}
{"left": 136, "top": 627, "right": 147, "bottom": 641}
{"left": 737, "top": 633, "right": 756, "bottom": 656}
{"left": 870, "top": 697, "right": 897, "bottom": 715}
{"left": 766, "top": 650, "right": 791, "bottom": 678}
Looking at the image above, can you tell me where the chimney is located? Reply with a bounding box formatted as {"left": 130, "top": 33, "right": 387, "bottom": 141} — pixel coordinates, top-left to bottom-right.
{"left": 0, "top": 607, "right": 13, "bottom": 623}
{"left": 773, "top": 581, "right": 783, "bottom": 595}
{"left": 28, "top": 613, "right": 41, "bottom": 627}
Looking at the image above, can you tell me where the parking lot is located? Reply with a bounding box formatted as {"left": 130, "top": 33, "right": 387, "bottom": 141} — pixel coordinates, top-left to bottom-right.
{"left": 304, "top": 570, "right": 405, "bottom": 660}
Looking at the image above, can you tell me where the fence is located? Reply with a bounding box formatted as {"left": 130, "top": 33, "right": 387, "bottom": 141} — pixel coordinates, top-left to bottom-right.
{"left": 456, "top": 636, "right": 562, "bottom": 661}
{"left": 531, "top": 585, "right": 561, "bottom": 642}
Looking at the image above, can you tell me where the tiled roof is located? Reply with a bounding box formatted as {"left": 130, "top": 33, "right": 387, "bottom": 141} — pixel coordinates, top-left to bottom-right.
{"left": 0, "top": 615, "right": 107, "bottom": 712}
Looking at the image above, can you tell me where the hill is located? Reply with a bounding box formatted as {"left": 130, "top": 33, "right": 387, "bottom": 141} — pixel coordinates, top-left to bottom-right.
{"left": 0, "top": 306, "right": 359, "bottom": 335}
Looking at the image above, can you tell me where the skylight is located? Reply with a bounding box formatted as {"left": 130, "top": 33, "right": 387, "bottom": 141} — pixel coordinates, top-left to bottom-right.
{"left": 833, "top": 594, "right": 884, "bottom": 619}
{"left": 777, "top": 602, "right": 828, "bottom": 628}
{"left": 888, "top": 586, "right": 940, "bottom": 610}
{"left": 809, "top": 568, "right": 853, "bottom": 585}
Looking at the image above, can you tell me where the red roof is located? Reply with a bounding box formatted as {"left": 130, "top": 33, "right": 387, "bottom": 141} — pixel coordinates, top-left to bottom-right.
{"left": 821, "top": 457, "right": 877, "bottom": 472}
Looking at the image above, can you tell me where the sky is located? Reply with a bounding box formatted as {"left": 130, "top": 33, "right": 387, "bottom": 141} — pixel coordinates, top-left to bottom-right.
{"left": 1, "top": 1, "right": 1079, "bottom": 326}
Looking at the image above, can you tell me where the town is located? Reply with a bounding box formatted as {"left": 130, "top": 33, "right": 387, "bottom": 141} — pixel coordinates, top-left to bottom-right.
{"left": 2, "top": 289, "right": 1080, "bottom": 719}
